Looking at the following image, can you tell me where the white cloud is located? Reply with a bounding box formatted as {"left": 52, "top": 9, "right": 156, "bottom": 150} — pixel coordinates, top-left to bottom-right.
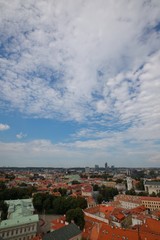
{"left": 0, "top": 136, "right": 159, "bottom": 167}
{"left": 16, "top": 132, "right": 27, "bottom": 139}
{"left": 0, "top": 123, "right": 10, "bottom": 131}
{"left": 0, "top": 1, "right": 160, "bottom": 167}
{"left": 0, "top": 0, "right": 160, "bottom": 122}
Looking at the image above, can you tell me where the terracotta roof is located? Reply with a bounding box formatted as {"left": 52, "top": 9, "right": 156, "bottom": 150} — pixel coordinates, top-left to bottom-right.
{"left": 130, "top": 205, "right": 146, "bottom": 214}
{"left": 140, "top": 196, "right": 160, "bottom": 202}
{"left": 140, "top": 218, "right": 160, "bottom": 235}
{"left": 97, "top": 223, "right": 139, "bottom": 240}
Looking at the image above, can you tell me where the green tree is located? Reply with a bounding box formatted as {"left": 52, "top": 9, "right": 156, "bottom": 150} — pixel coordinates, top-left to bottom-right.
{"left": 92, "top": 184, "right": 99, "bottom": 191}
{"left": 157, "top": 192, "right": 160, "bottom": 197}
{"left": 71, "top": 180, "right": 80, "bottom": 185}
{"left": 58, "top": 188, "right": 67, "bottom": 196}
{"left": 0, "top": 201, "right": 8, "bottom": 220}
{"left": 76, "top": 197, "right": 87, "bottom": 209}
{"left": 0, "top": 181, "right": 6, "bottom": 190}
{"left": 137, "top": 191, "right": 148, "bottom": 196}
{"left": 33, "top": 194, "right": 43, "bottom": 212}
{"left": 97, "top": 194, "right": 103, "bottom": 204}
{"left": 136, "top": 180, "right": 144, "bottom": 190}
{"left": 150, "top": 192, "right": 156, "bottom": 197}
{"left": 126, "top": 188, "right": 136, "bottom": 195}
{"left": 99, "top": 186, "right": 118, "bottom": 201}
{"left": 66, "top": 207, "right": 85, "bottom": 230}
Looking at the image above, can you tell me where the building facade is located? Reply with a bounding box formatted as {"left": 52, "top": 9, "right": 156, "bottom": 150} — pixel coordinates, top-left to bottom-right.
{"left": 144, "top": 181, "right": 160, "bottom": 195}
{"left": 0, "top": 199, "right": 39, "bottom": 240}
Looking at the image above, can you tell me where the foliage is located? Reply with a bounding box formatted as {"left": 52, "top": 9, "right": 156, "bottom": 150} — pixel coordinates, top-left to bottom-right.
{"left": 0, "top": 201, "right": 8, "bottom": 220}
{"left": 0, "top": 186, "right": 37, "bottom": 201}
{"left": 92, "top": 184, "right": 100, "bottom": 191}
{"left": 18, "top": 182, "right": 28, "bottom": 187}
{"left": 58, "top": 187, "right": 67, "bottom": 196}
{"left": 149, "top": 170, "right": 156, "bottom": 178}
{"left": 66, "top": 207, "right": 85, "bottom": 230}
{"left": 150, "top": 192, "right": 156, "bottom": 197}
{"left": 71, "top": 180, "right": 81, "bottom": 185}
{"left": 137, "top": 191, "right": 148, "bottom": 196}
{"left": 125, "top": 188, "right": 136, "bottom": 195}
{"left": 99, "top": 186, "right": 118, "bottom": 201}
{"left": 5, "top": 174, "right": 15, "bottom": 180}
{"left": 116, "top": 179, "right": 123, "bottom": 184}
{"left": 97, "top": 194, "right": 103, "bottom": 204}
{"left": 157, "top": 192, "right": 160, "bottom": 197}
{"left": 136, "top": 180, "right": 144, "bottom": 190}
{"left": 0, "top": 181, "right": 6, "bottom": 190}
{"left": 32, "top": 193, "right": 87, "bottom": 215}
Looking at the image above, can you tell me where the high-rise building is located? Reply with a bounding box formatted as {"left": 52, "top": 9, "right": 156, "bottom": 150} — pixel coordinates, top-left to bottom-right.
{"left": 105, "top": 162, "right": 108, "bottom": 171}
{"left": 95, "top": 165, "right": 99, "bottom": 171}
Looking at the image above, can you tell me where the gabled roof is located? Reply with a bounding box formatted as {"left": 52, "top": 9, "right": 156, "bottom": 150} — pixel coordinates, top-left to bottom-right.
{"left": 145, "top": 181, "right": 160, "bottom": 186}
{"left": 43, "top": 223, "right": 81, "bottom": 240}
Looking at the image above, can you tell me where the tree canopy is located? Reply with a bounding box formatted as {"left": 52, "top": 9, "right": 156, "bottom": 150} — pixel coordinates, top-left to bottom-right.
{"left": 33, "top": 193, "right": 87, "bottom": 215}
{"left": 66, "top": 207, "right": 85, "bottom": 230}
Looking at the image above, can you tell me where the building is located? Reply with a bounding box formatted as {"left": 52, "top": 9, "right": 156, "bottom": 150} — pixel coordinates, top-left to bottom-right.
{"left": 144, "top": 181, "right": 160, "bottom": 195}
{"left": 105, "top": 162, "right": 108, "bottom": 171}
{"left": 114, "top": 194, "right": 160, "bottom": 211}
{"left": 102, "top": 181, "right": 116, "bottom": 188}
{"left": 83, "top": 204, "right": 160, "bottom": 240}
{"left": 43, "top": 223, "right": 82, "bottom": 240}
{"left": 81, "top": 184, "right": 93, "bottom": 197}
{"left": 85, "top": 167, "right": 90, "bottom": 174}
{"left": 114, "top": 195, "right": 142, "bottom": 209}
{"left": 115, "top": 183, "right": 126, "bottom": 192}
{"left": 140, "top": 196, "right": 160, "bottom": 211}
{"left": 0, "top": 199, "right": 39, "bottom": 240}
{"left": 95, "top": 165, "right": 99, "bottom": 171}
{"left": 126, "top": 177, "right": 133, "bottom": 190}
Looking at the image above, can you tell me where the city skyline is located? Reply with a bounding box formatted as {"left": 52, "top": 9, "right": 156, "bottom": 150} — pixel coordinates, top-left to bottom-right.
{"left": 0, "top": 0, "right": 160, "bottom": 168}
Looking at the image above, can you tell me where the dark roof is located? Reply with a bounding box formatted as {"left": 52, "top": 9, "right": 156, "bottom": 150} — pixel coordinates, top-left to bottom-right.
{"left": 43, "top": 223, "right": 82, "bottom": 240}
{"left": 145, "top": 181, "right": 160, "bottom": 186}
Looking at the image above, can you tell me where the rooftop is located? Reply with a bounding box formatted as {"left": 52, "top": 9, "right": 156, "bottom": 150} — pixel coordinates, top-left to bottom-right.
{"left": 0, "top": 198, "right": 39, "bottom": 229}
{"left": 6, "top": 199, "right": 34, "bottom": 219}
{"left": 0, "top": 214, "right": 39, "bottom": 229}
{"left": 43, "top": 223, "right": 81, "bottom": 240}
{"left": 145, "top": 181, "right": 160, "bottom": 186}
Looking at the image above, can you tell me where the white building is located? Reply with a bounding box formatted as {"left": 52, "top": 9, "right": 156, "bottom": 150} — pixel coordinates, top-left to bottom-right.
{"left": 126, "top": 177, "right": 133, "bottom": 191}
{"left": 0, "top": 199, "right": 39, "bottom": 240}
{"left": 144, "top": 181, "right": 160, "bottom": 195}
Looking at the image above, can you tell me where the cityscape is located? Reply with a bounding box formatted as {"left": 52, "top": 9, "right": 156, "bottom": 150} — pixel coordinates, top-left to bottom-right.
{"left": 0, "top": 0, "right": 160, "bottom": 240}
{"left": 0, "top": 165, "right": 160, "bottom": 239}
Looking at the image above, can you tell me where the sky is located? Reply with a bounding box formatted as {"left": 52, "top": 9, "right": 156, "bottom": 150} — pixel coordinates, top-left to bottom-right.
{"left": 0, "top": 0, "right": 160, "bottom": 168}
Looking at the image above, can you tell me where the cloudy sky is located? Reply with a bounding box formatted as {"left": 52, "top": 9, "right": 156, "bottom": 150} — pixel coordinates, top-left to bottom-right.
{"left": 0, "top": 0, "right": 160, "bottom": 168}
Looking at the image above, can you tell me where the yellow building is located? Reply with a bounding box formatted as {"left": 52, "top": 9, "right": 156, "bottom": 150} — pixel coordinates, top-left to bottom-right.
{"left": 140, "top": 196, "right": 160, "bottom": 211}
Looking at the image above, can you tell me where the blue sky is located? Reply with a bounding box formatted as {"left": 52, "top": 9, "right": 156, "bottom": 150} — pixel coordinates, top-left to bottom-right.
{"left": 0, "top": 0, "right": 160, "bottom": 168}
